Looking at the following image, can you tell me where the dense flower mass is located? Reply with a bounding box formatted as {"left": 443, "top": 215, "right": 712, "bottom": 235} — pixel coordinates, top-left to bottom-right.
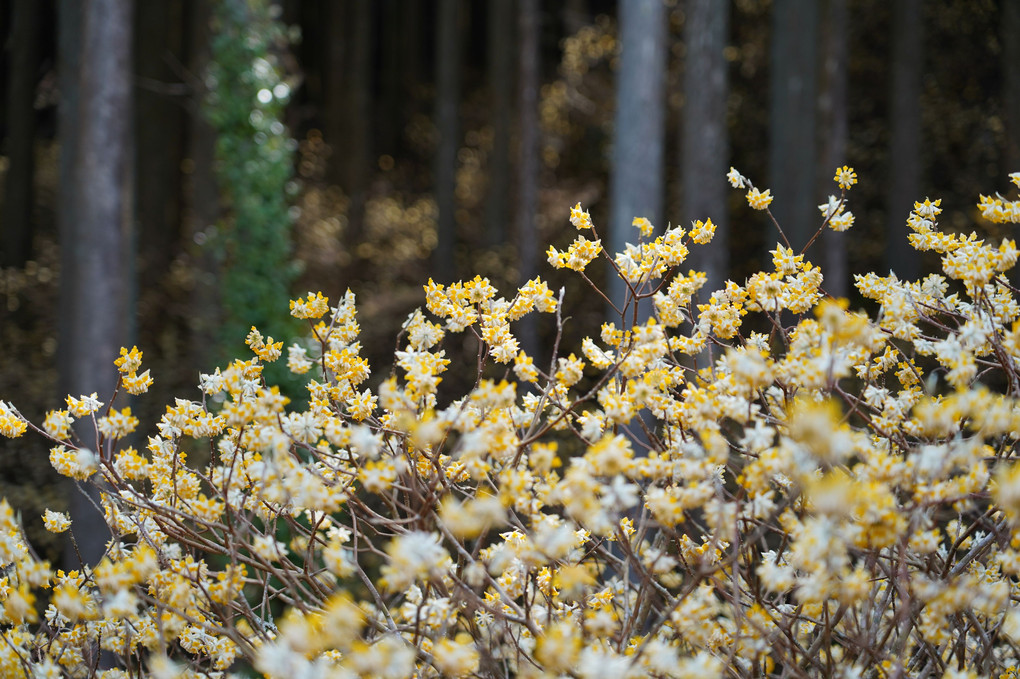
{"left": 5, "top": 168, "right": 1020, "bottom": 677}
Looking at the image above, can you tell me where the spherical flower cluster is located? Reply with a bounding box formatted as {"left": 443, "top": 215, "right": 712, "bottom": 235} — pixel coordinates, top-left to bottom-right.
{"left": 746, "top": 186, "right": 773, "bottom": 210}
{"left": 834, "top": 164, "right": 857, "bottom": 189}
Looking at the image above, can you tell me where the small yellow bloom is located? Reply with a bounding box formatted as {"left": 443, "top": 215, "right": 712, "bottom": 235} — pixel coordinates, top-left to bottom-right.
{"left": 747, "top": 187, "right": 773, "bottom": 210}
{"left": 42, "top": 510, "right": 71, "bottom": 534}
{"left": 289, "top": 291, "right": 329, "bottom": 319}
{"left": 122, "top": 370, "right": 154, "bottom": 395}
{"left": 834, "top": 165, "right": 857, "bottom": 190}
{"left": 0, "top": 401, "right": 27, "bottom": 438}
{"left": 632, "top": 216, "right": 654, "bottom": 237}
{"left": 690, "top": 218, "right": 716, "bottom": 244}
{"left": 569, "top": 202, "right": 594, "bottom": 229}
{"left": 114, "top": 346, "right": 143, "bottom": 374}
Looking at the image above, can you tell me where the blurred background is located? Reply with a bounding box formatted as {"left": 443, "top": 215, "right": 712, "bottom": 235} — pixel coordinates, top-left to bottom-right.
{"left": 0, "top": 0, "right": 1014, "bottom": 559}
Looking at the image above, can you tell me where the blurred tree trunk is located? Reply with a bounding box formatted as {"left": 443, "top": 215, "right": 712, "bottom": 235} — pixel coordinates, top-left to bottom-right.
{"left": 184, "top": 0, "right": 220, "bottom": 372}
{"left": 379, "top": 0, "right": 402, "bottom": 157}
{"left": 816, "top": 0, "right": 848, "bottom": 297}
{"left": 608, "top": 0, "right": 667, "bottom": 323}
{"left": 1005, "top": 0, "right": 1020, "bottom": 288}
{"left": 681, "top": 0, "right": 729, "bottom": 300}
{"left": 517, "top": 0, "right": 540, "bottom": 358}
{"left": 886, "top": 0, "right": 922, "bottom": 281}
{"left": 768, "top": 0, "right": 818, "bottom": 252}
{"left": 59, "top": 0, "right": 133, "bottom": 569}
{"left": 1, "top": 0, "right": 41, "bottom": 268}
{"left": 344, "top": 0, "right": 372, "bottom": 245}
{"left": 432, "top": 0, "right": 461, "bottom": 278}
{"left": 484, "top": 0, "right": 514, "bottom": 249}
{"left": 1004, "top": 0, "right": 1020, "bottom": 176}
{"left": 562, "top": 0, "right": 588, "bottom": 35}
{"left": 135, "top": 0, "right": 185, "bottom": 310}
{"left": 400, "top": 0, "right": 423, "bottom": 114}
{"left": 323, "top": 0, "right": 347, "bottom": 185}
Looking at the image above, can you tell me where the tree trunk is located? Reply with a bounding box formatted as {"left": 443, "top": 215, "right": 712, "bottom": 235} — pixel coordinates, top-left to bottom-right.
{"left": 484, "top": 0, "right": 514, "bottom": 249}
{"left": 134, "top": 0, "right": 185, "bottom": 301}
{"left": 886, "top": 0, "right": 922, "bottom": 281}
{"left": 608, "top": 0, "right": 667, "bottom": 323}
{"left": 816, "top": 0, "right": 848, "bottom": 297}
{"left": 323, "top": 0, "right": 347, "bottom": 186}
{"left": 768, "top": 0, "right": 818, "bottom": 252}
{"left": 1, "top": 0, "right": 41, "bottom": 268}
{"left": 432, "top": 0, "right": 461, "bottom": 278}
{"left": 1005, "top": 0, "right": 1020, "bottom": 178}
{"left": 379, "top": 0, "right": 402, "bottom": 157}
{"left": 344, "top": 0, "right": 372, "bottom": 245}
{"left": 516, "top": 0, "right": 540, "bottom": 358}
{"left": 681, "top": 0, "right": 729, "bottom": 300}
{"left": 184, "top": 0, "right": 220, "bottom": 373}
{"left": 60, "top": 0, "right": 133, "bottom": 569}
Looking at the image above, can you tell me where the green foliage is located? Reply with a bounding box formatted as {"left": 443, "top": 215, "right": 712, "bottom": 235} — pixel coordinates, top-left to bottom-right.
{"left": 205, "top": 0, "right": 300, "bottom": 378}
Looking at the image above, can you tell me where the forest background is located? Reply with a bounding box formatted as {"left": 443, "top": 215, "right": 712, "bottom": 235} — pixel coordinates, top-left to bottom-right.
{"left": 0, "top": 0, "right": 1014, "bottom": 564}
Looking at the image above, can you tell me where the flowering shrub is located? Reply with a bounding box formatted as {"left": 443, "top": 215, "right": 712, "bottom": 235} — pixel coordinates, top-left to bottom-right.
{"left": 6, "top": 169, "right": 1020, "bottom": 678}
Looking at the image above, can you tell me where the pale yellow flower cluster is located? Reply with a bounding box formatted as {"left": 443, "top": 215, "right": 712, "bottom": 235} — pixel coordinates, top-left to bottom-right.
{"left": 7, "top": 170, "right": 1020, "bottom": 678}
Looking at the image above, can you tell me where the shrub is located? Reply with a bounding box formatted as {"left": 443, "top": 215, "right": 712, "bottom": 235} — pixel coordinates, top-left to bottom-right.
{"left": 4, "top": 168, "right": 1020, "bottom": 678}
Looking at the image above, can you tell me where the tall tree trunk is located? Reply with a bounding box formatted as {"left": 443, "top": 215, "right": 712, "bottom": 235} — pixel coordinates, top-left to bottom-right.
{"left": 886, "top": 0, "right": 922, "bottom": 281}
{"left": 60, "top": 0, "right": 133, "bottom": 569}
{"left": 344, "top": 0, "right": 372, "bottom": 245}
{"left": 484, "top": 0, "right": 514, "bottom": 249}
{"left": 768, "top": 0, "right": 818, "bottom": 252}
{"left": 1005, "top": 0, "right": 1020, "bottom": 177}
{"left": 516, "top": 0, "right": 540, "bottom": 358}
{"left": 135, "top": 0, "right": 185, "bottom": 303}
{"left": 323, "top": 0, "right": 347, "bottom": 186}
{"left": 1, "top": 0, "right": 41, "bottom": 268}
{"left": 379, "top": 0, "right": 403, "bottom": 157}
{"left": 681, "top": 0, "right": 729, "bottom": 301}
{"left": 608, "top": 0, "right": 667, "bottom": 324}
{"left": 432, "top": 0, "right": 461, "bottom": 278}
{"left": 816, "top": 0, "right": 848, "bottom": 297}
{"left": 185, "top": 0, "right": 220, "bottom": 373}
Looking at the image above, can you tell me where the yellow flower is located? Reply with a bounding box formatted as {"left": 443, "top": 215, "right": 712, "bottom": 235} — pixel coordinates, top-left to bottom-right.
{"left": 690, "top": 218, "right": 716, "bottom": 244}
{"left": 727, "top": 166, "right": 748, "bottom": 188}
{"left": 0, "top": 401, "right": 27, "bottom": 438}
{"left": 114, "top": 345, "right": 143, "bottom": 374}
{"left": 42, "top": 409, "right": 74, "bottom": 440}
{"left": 42, "top": 510, "right": 71, "bottom": 534}
{"left": 66, "top": 392, "right": 102, "bottom": 417}
{"left": 747, "top": 187, "right": 773, "bottom": 210}
{"left": 834, "top": 165, "right": 857, "bottom": 189}
{"left": 289, "top": 291, "right": 329, "bottom": 319}
{"left": 122, "top": 370, "right": 154, "bottom": 395}
{"left": 632, "top": 216, "right": 654, "bottom": 237}
{"left": 569, "top": 202, "right": 594, "bottom": 229}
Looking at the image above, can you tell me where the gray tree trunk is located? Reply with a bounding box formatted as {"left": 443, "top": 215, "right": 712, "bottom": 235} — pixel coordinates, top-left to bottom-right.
{"left": 1005, "top": 0, "right": 1020, "bottom": 177}
{"left": 432, "top": 0, "right": 462, "bottom": 279}
{"left": 816, "top": 0, "right": 848, "bottom": 297}
{"left": 516, "top": 0, "right": 540, "bottom": 358}
{"left": 185, "top": 0, "right": 221, "bottom": 373}
{"left": 768, "top": 0, "right": 818, "bottom": 252}
{"left": 1, "top": 0, "right": 41, "bottom": 268}
{"left": 886, "top": 0, "right": 922, "bottom": 282}
{"left": 608, "top": 0, "right": 667, "bottom": 325}
{"left": 60, "top": 0, "right": 133, "bottom": 569}
{"left": 345, "top": 0, "right": 372, "bottom": 245}
{"left": 135, "top": 0, "right": 185, "bottom": 308}
{"left": 681, "top": 0, "right": 730, "bottom": 301}
{"left": 484, "top": 0, "right": 515, "bottom": 249}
